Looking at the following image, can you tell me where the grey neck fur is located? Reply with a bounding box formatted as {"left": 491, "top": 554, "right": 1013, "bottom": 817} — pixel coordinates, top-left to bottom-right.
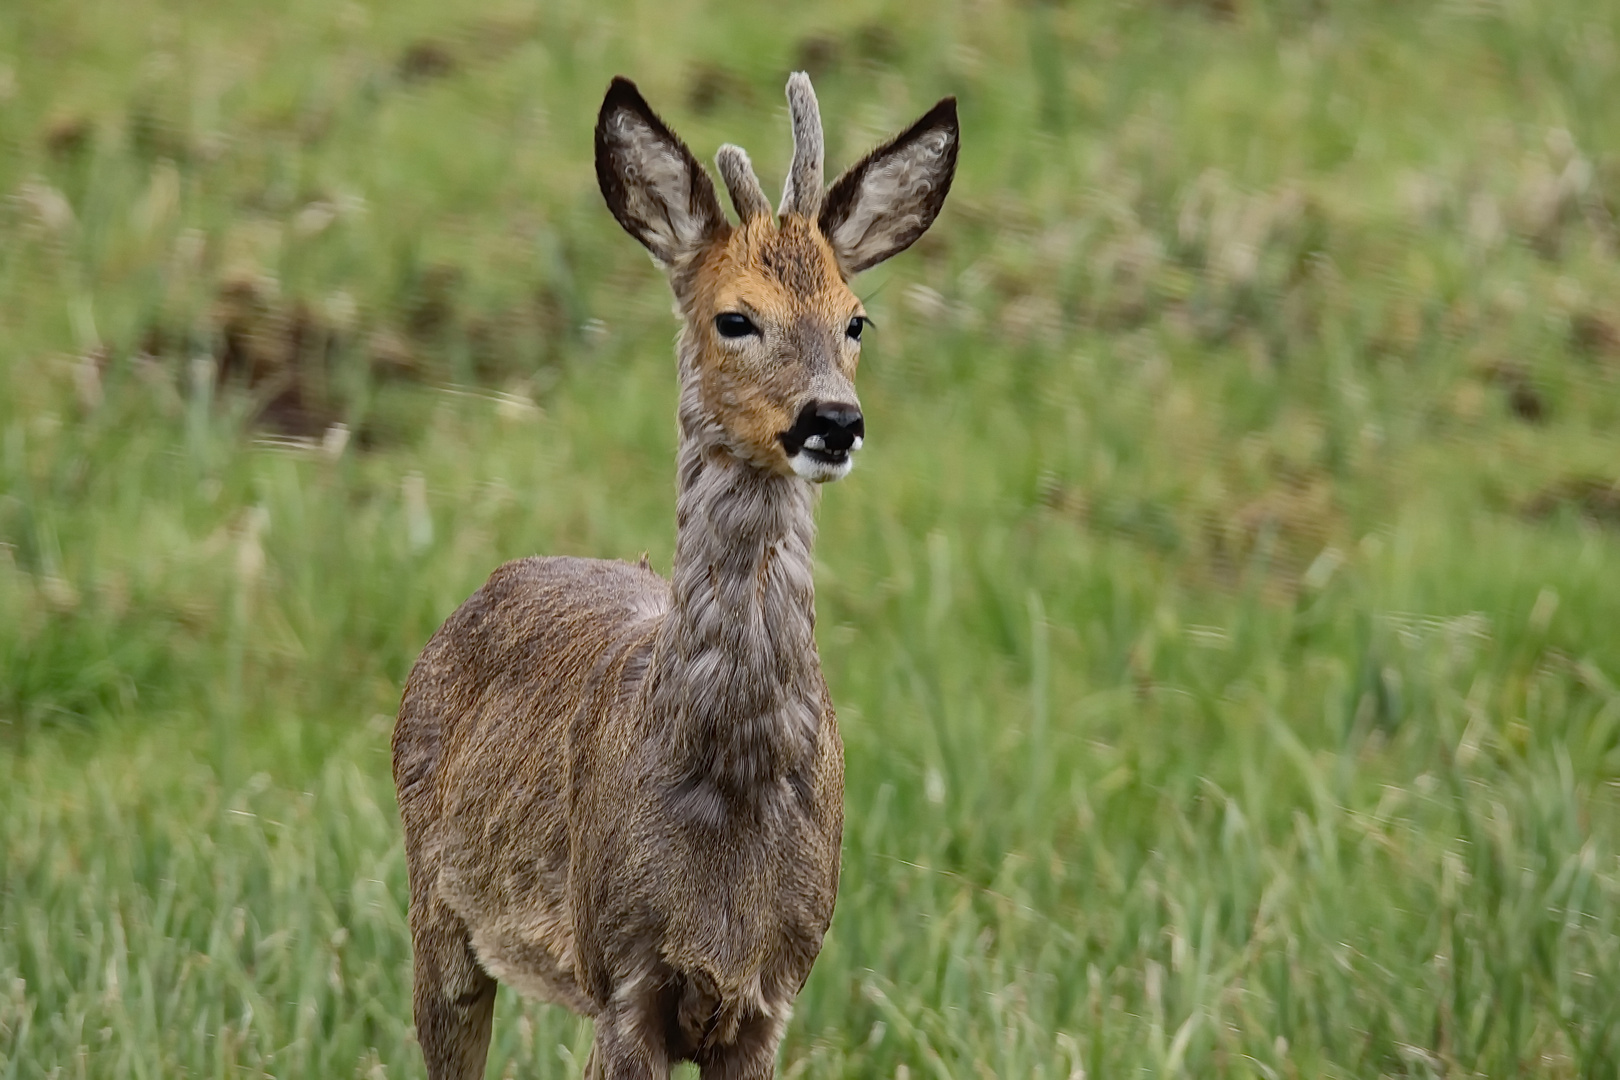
{"left": 648, "top": 325, "right": 822, "bottom": 809}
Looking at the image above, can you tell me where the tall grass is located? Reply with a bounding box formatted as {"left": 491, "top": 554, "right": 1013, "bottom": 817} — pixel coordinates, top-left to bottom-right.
{"left": 4, "top": 0, "right": 1620, "bottom": 1076}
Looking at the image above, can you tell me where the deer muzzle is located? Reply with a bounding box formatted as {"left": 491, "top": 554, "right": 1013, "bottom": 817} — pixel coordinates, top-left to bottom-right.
{"left": 780, "top": 400, "right": 864, "bottom": 483}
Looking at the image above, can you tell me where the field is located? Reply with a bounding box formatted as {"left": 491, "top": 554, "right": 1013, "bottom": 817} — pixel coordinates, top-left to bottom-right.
{"left": 4, "top": 0, "right": 1620, "bottom": 1075}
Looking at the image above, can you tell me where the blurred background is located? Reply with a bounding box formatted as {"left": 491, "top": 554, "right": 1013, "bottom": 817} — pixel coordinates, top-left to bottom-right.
{"left": 3, "top": 0, "right": 1620, "bottom": 1075}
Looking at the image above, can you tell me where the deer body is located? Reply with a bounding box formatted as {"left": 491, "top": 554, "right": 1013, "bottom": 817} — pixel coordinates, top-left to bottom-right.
{"left": 394, "top": 74, "right": 957, "bottom": 1079}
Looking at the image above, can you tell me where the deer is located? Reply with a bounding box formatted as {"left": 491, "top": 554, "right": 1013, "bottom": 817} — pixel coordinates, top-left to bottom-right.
{"left": 392, "top": 71, "right": 958, "bottom": 1080}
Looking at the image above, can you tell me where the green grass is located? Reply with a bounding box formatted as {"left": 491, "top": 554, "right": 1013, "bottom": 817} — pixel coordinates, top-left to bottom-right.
{"left": 5, "top": 0, "right": 1620, "bottom": 1076}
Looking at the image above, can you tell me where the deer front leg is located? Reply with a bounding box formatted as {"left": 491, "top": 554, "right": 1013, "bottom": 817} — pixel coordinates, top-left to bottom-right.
{"left": 585, "top": 978, "right": 673, "bottom": 1080}
{"left": 410, "top": 898, "right": 498, "bottom": 1080}
{"left": 696, "top": 1013, "right": 788, "bottom": 1080}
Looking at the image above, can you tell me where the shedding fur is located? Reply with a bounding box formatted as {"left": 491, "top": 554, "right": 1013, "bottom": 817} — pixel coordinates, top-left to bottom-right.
{"left": 394, "top": 74, "right": 958, "bottom": 1080}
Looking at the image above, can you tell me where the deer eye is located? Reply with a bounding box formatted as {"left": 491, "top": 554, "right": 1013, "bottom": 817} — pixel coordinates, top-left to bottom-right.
{"left": 846, "top": 317, "right": 868, "bottom": 342}
{"left": 715, "top": 313, "right": 759, "bottom": 339}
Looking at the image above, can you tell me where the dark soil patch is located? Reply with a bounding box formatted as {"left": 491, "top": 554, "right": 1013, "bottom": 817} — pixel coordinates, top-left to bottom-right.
{"left": 1479, "top": 361, "right": 1547, "bottom": 423}
{"left": 398, "top": 39, "right": 458, "bottom": 83}
{"left": 1523, "top": 477, "right": 1620, "bottom": 529}
{"left": 210, "top": 276, "right": 346, "bottom": 437}
{"left": 685, "top": 62, "right": 753, "bottom": 115}
{"left": 1570, "top": 310, "right": 1620, "bottom": 361}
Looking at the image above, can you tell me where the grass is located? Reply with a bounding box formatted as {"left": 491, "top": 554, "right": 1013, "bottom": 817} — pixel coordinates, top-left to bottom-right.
{"left": 4, "top": 0, "right": 1620, "bottom": 1075}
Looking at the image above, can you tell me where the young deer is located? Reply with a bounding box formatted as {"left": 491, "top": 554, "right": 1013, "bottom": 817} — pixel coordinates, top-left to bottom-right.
{"left": 392, "top": 73, "right": 958, "bottom": 1079}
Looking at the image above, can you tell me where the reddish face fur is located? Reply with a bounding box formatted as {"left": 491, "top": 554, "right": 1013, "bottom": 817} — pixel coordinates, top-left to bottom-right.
{"left": 683, "top": 215, "right": 864, "bottom": 474}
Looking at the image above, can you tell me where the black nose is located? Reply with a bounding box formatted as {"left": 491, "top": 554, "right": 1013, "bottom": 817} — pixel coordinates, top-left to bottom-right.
{"left": 780, "top": 400, "right": 865, "bottom": 457}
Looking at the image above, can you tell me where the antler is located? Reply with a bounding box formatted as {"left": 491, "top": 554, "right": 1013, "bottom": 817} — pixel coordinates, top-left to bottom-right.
{"left": 779, "top": 72, "right": 824, "bottom": 219}
{"left": 716, "top": 144, "right": 772, "bottom": 223}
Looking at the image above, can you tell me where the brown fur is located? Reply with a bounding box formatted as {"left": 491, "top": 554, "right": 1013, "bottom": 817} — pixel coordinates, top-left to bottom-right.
{"left": 688, "top": 216, "right": 859, "bottom": 474}
{"left": 393, "top": 74, "right": 957, "bottom": 1079}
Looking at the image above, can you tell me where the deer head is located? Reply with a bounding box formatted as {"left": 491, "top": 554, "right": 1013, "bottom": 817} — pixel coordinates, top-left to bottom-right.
{"left": 595, "top": 73, "right": 958, "bottom": 483}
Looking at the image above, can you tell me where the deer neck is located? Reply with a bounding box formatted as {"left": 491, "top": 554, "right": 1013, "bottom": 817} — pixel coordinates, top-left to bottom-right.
{"left": 651, "top": 353, "right": 823, "bottom": 806}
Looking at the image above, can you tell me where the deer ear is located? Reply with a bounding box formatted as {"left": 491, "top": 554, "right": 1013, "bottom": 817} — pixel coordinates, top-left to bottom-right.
{"left": 819, "top": 98, "right": 959, "bottom": 275}
{"left": 595, "top": 77, "right": 728, "bottom": 265}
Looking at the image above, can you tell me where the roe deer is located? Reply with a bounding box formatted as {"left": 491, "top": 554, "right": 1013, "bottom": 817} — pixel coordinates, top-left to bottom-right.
{"left": 392, "top": 72, "right": 958, "bottom": 1079}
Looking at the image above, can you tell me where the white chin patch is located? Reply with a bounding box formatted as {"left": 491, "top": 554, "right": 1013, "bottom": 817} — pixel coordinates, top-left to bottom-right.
{"left": 789, "top": 451, "right": 855, "bottom": 483}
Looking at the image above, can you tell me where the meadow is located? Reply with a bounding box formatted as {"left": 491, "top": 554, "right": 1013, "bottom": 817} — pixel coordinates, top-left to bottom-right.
{"left": 4, "top": 0, "right": 1620, "bottom": 1075}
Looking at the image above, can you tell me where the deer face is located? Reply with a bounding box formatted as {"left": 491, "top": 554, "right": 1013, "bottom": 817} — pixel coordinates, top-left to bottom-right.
{"left": 688, "top": 216, "right": 865, "bottom": 481}
{"left": 596, "top": 74, "right": 958, "bottom": 483}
